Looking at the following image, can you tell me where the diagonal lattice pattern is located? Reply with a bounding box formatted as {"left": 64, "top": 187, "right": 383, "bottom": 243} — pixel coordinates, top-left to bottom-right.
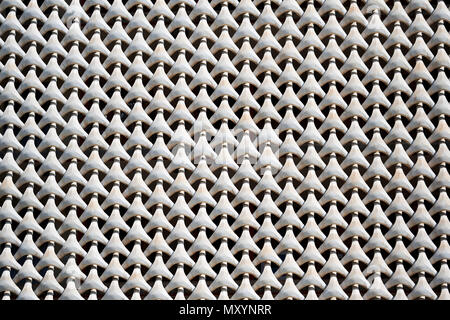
{"left": 0, "top": 0, "right": 449, "bottom": 300}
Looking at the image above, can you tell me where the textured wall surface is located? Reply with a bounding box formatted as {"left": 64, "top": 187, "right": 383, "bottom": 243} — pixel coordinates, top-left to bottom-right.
{"left": 0, "top": 0, "right": 449, "bottom": 300}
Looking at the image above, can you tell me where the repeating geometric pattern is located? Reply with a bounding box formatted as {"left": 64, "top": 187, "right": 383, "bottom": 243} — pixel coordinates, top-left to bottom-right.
{"left": 0, "top": 0, "right": 449, "bottom": 300}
